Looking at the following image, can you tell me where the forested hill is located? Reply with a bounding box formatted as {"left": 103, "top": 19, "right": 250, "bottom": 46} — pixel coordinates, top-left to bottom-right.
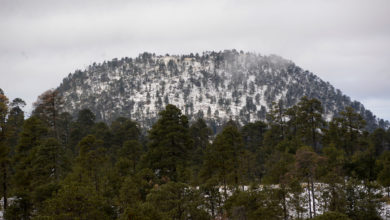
{"left": 57, "top": 50, "right": 389, "bottom": 131}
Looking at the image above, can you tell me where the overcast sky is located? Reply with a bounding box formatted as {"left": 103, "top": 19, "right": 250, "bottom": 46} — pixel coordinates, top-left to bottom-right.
{"left": 1, "top": 0, "right": 389, "bottom": 120}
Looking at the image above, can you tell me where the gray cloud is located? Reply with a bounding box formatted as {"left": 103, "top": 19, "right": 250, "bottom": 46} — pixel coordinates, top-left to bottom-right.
{"left": 0, "top": 0, "right": 389, "bottom": 120}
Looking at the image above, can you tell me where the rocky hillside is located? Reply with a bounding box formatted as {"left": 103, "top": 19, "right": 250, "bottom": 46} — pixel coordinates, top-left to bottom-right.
{"left": 57, "top": 50, "right": 389, "bottom": 131}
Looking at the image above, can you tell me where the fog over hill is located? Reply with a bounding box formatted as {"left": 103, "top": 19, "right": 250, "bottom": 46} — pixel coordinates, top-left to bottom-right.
{"left": 57, "top": 50, "right": 389, "bottom": 132}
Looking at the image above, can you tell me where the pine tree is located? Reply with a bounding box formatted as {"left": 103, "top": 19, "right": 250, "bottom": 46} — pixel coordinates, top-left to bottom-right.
{"left": 318, "top": 145, "right": 346, "bottom": 213}
{"left": 295, "top": 146, "right": 322, "bottom": 218}
{"left": 74, "top": 135, "right": 108, "bottom": 194}
{"left": 377, "top": 151, "right": 390, "bottom": 197}
{"left": 264, "top": 101, "right": 286, "bottom": 148}
{"left": 32, "top": 89, "right": 63, "bottom": 139}
{"left": 110, "top": 117, "right": 140, "bottom": 158}
{"left": 0, "top": 93, "right": 26, "bottom": 214}
{"left": 33, "top": 138, "right": 66, "bottom": 182}
{"left": 262, "top": 149, "right": 296, "bottom": 220}
{"left": 189, "top": 118, "right": 212, "bottom": 183}
{"left": 324, "top": 106, "right": 366, "bottom": 156}
{"left": 145, "top": 182, "right": 209, "bottom": 219}
{"left": 240, "top": 121, "right": 268, "bottom": 180}
{"left": 68, "top": 108, "right": 96, "bottom": 154}
{"left": 38, "top": 181, "right": 110, "bottom": 220}
{"left": 201, "top": 122, "right": 245, "bottom": 198}
{"left": 115, "top": 140, "right": 143, "bottom": 176}
{"left": 0, "top": 91, "right": 10, "bottom": 210}
{"left": 11, "top": 116, "right": 48, "bottom": 219}
{"left": 144, "top": 104, "right": 192, "bottom": 182}
{"left": 296, "top": 97, "right": 325, "bottom": 152}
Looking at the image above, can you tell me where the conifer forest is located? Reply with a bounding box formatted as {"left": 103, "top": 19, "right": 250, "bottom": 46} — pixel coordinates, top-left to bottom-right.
{"left": 1, "top": 87, "right": 390, "bottom": 220}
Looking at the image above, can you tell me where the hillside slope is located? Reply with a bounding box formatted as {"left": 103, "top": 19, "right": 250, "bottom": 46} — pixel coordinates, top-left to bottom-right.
{"left": 57, "top": 50, "right": 389, "bottom": 131}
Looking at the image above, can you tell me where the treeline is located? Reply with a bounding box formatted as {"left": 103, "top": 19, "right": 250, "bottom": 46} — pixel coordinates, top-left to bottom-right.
{"left": 0, "top": 88, "right": 390, "bottom": 220}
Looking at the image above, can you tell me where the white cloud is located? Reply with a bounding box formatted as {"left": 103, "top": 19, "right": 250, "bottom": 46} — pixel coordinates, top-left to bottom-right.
{"left": 0, "top": 0, "right": 389, "bottom": 120}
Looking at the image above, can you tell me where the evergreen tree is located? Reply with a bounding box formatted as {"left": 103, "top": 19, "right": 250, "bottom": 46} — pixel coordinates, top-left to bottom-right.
{"left": 144, "top": 104, "right": 192, "bottom": 182}
{"left": 262, "top": 149, "right": 296, "bottom": 220}
{"left": 224, "top": 187, "right": 283, "bottom": 220}
{"left": 11, "top": 116, "right": 48, "bottom": 219}
{"left": 74, "top": 135, "right": 108, "bottom": 194}
{"left": 57, "top": 112, "right": 73, "bottom": 148}
{"left": 201, "top": 122, "right": 245, "bottom": 198}
{"left": 32, "top": 89, "right": 63, "bottom": 139}
{"left": 295, "top": 146, "right": 322, "bottom": 218}
{"left": 324, "top": 107, "right": 366, "bottom": 156}
{"left": 377, "top": 151, "right": 390, "bottom": 197}
{"left": 115, "top": 140, "right": 143, "bottom": 176}
{"left": 145, "top": 182, "right": 209, "bottom": 219}
{"left": 0, "top": 91, "right": 10, "bottom": 210}
{"left": 37, "top": 181, "right": 110, "bottom": 220}
{"left": 240, "top": 121, "right": 268, "bottom": 180}
{"left": 296, "top": 97, "right": 325, "bottom": 152}
{"left": 189, "top": 118, "right": 212, "bottom": 183}
{"left": 369, "top": 128, "right": 389, "bottom": 156}
{"left": 68, "top": 108, "right": 96, "bottom": 154}
{"left": 264, "top": 101, "right": 286, "bottom": 149}
{"left": 318, "top": 145, "right": 347, "bottom": 213}
{"left": 0, "top": 94, "right": 26, "bottom": 214}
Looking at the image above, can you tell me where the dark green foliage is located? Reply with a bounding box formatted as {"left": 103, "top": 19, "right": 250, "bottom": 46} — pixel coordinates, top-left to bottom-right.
{"left": 224, "top": 188, "right": 283, "bottom": 220}
{"left": 312, "top": 211, "right": 351, "bottom": 220}
{"left": 13, "top": 117, "right": 48, "bottom": 193}
{"left": 295, "top": 97, "right": 325, "bottom": 152}
{"left": 73, "top": 135, "right": 108, "bottom": 191}
{"left": 145, "top": 182, "right": 209, "bottom": 220}
{"left": 240, "top": 121, "right": 268, "bottom": 180}
{"left": 324, "top": 107, "right": 366, "bottom": 156}
{"left": 120, "top": 202, "right": 163, "bottom": 220}
{"left": 144, "top": 104, "right": 192, "bottom": 182}
{"left": 110, "top": 117, "right": 140, "bottom": 149}
{"left": 32, "top": 89, "right": 63, "bottom": 139}
{"left": 318, "top": 145, "right": 347, "bottom": 213}
{"left": 2, "top": 92, "right": 389, "bottom": 220}
{"left": 241, "top": 121, "right": 267, "bottom": 153}
{"left": 201, "top": 122, "right": 245, "bottom": 196}
{"left": 77, "top": 108, "right": 96, "bottom": 127}
{"left": 377, "top": 151, "right": 390, "bottom": 197}
{"left": 369, "top": 128, "right": 389, "bottom": 156}
{"left": 4, "top": 193, "right": 32, "bottom": 220}
{"left": 189, "top": 118, "right": 212, "bottom": 184}
{"left": 37, "top": 181, "right": 110, "bottom": 220}
{"left": 68, "top": 108, "right": 97, "bottom": 154}
{"left": 34, "top": 138, "right": 66, "bottom": 182}
{"left": 116, "top": 140, "right": 143, "bottom": 175}
{"left": 344, "top": 179, "right": 383, "bottom": 220}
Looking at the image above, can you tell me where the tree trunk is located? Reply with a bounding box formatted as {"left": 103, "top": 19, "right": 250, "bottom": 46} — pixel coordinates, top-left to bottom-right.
{"left": 2, "top": 162, "right": 7, "bottom": 210}
{"left": 307, "top": 180, "right": 312, "bottom": 218}
{"left": 312, "top": 122, "right": 317, "bottom": 152}
{"left": 311, "top": 178, "right": 316, "bottom": 217}
{"left": 210, "top": 192, "right": 215, "bottom": 218}
{"left": 282, "top": 187, "right": 288, "bottom": 220}
{"left": 223, "top": 177, "right": 227, "bottom": 201}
